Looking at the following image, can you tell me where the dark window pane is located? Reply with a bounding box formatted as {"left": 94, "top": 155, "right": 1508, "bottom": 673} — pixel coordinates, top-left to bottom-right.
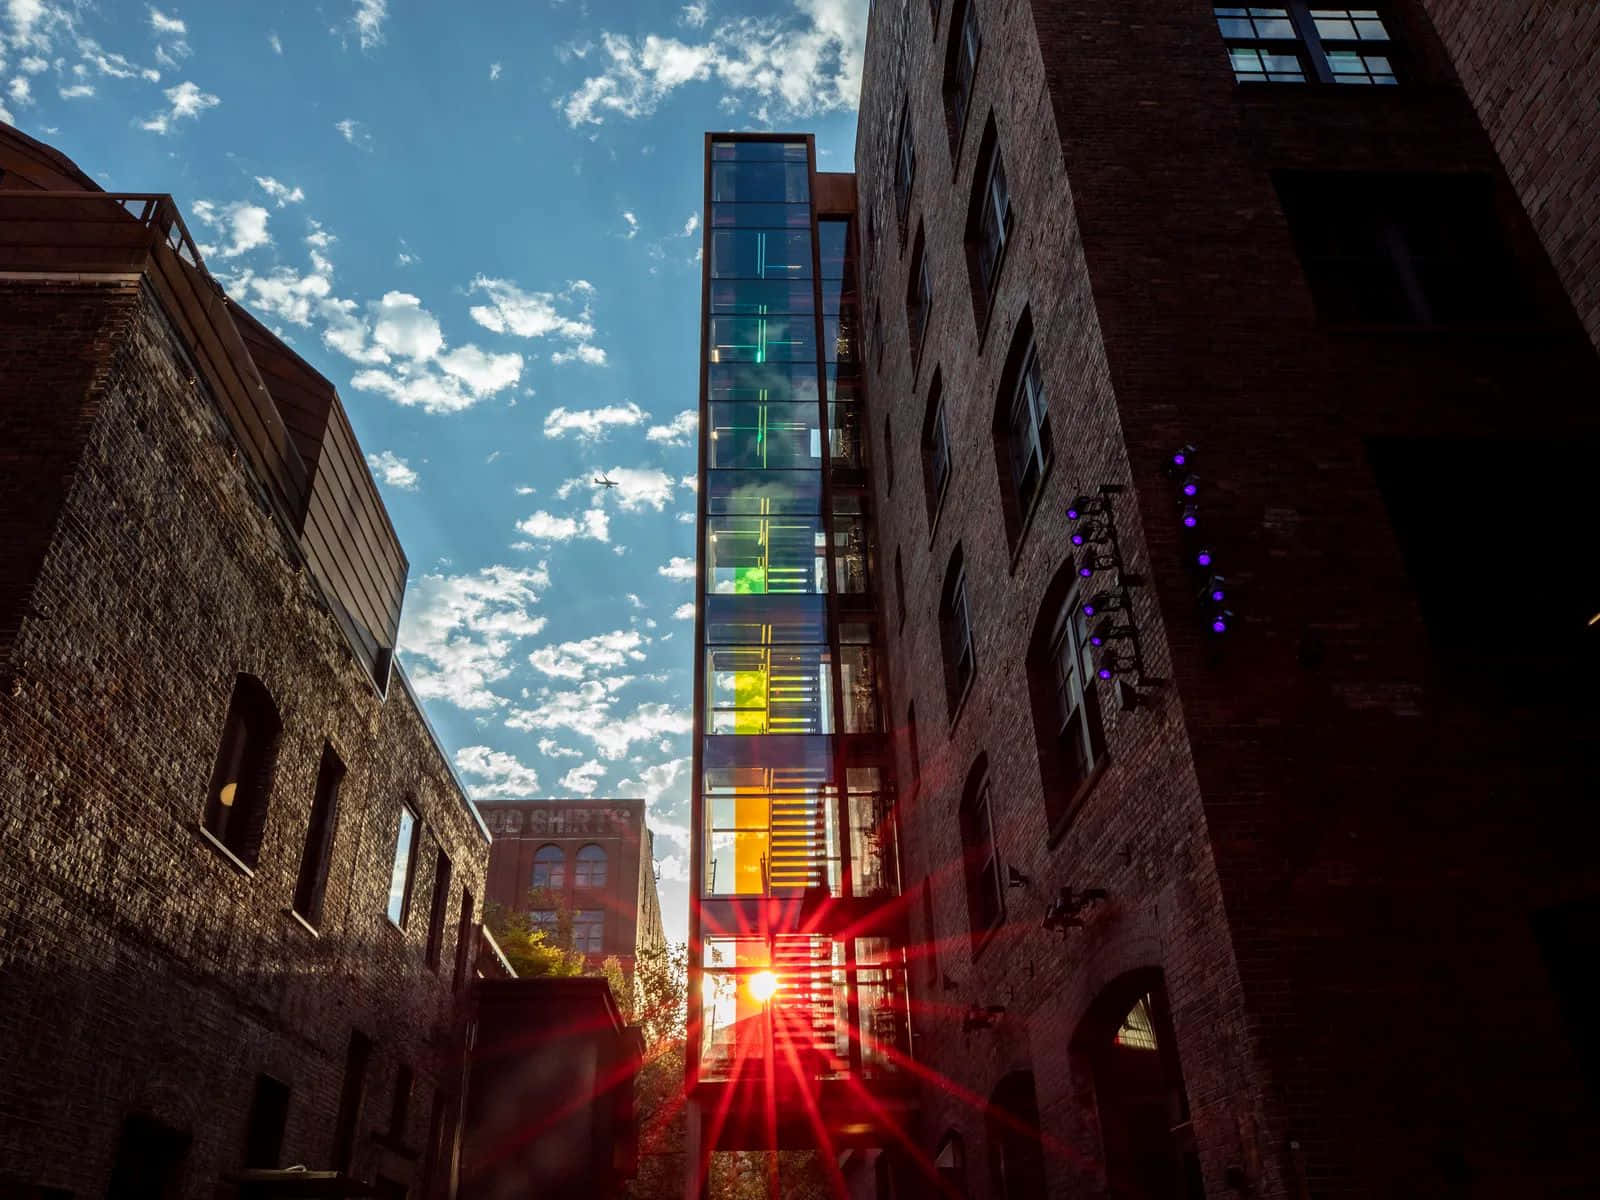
{"left": 709, "top": 361, "right": 820, "bottom": 407}
{"left": 708, "top": 402, "right": 822, "bottom": 469}
{"left": 710, "top": 202, "right": 812, "bottom": 229}
{"left": 711, "top": 161, "right": 810, "bottom": 203}
{"left": 710, "top": 229, "right": 814, "bottom": 279}
{"left": 707, "top": 470, "right": 824, "bottom": 515}
{"left": 711, "top": 140, "right": 809, "bottom": 162}
{"left": 709, "top": 279, "right": 816, "bottom": 315}
{"left": 709, "top": 314, "right": 818, "bottom": 362}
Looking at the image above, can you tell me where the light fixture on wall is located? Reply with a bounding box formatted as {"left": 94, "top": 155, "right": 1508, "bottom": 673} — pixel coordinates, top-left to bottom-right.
{"left": 961, "top": 1004, "right": 1007, "bottom": 1033}
{"left": 1042, "top": 887, "right": 1109, "bottom": 936}
{"left": 1007, "top": 864, "right": 1031, "bottom": 889}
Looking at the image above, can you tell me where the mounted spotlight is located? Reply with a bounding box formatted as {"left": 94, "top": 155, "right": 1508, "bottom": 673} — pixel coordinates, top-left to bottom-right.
{"left": 1007, "top": 864, "right": 1031, "bottom": 889}
{"left": 1077, "top": 552, "right": 1120, "bottom": 579}
{"left": 1080, "top": 590, "right": 1127, "bottom": 619}
{"left": 1065, "top": 495, "right": 1098, "bottom": 521}
{"left": 1200, "top": 575, "right": 1226, "bottom": 604}
{"left": 1165, "top": 444, "right": 1198, "bottom": 477}
{"left": 1195, "top": 548, "right": 1215, "bottom": 569}
{"left": 1069, "top": 522, "right": 1107, "bottom": 547}
{"left": 1090, "top": 619, "right": 1133, "bottom": 648}
{"left": 1042, "top": 887, "right": 1109, "bottom": 935}
{"left": 1180, "top": 505, "right": 1199, "bottom": 529}
{"left": 1179, "top": 474, "right": 1200, "bottom": 498}
{"left": 1209, "top": 609, "right": 1235, "bottom": 635}
{"left": 962, "top": 1004, "right": 1007, "bottom": 1033}
{"left": 1116, "top": 679, "right": 1145, "bottom": 711}
{"left": 1096, "top": 653, "right": 1135, "bottom": 681}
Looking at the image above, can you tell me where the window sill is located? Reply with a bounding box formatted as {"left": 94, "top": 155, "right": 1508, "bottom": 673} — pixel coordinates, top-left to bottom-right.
{"left": 1005, "top": 456, "right": 1056, "bottom": 575}
{"left": 195, "top": 824, "right": 256, "bottom": 878}
{"left": 285, "top": 908, "right": 321, "bottom": 938}
{"left": 1044, "top": 758, "right": 1108, "bottom": 850}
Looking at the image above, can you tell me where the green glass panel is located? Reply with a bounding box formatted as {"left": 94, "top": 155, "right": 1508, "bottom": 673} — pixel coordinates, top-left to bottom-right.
{"left": 709, "top": 362, "right": 820, "bottom": 407}
{"left": 709, "top": 278, "right": 816, "bottom": 315}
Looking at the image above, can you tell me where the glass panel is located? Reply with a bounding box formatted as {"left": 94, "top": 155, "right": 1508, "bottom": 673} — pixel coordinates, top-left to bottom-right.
{"left": 829, "top": 401, "right": 863, "bottom": 468}
{"left": 818, "top": 221, "right": 849, "bottom": 279}
{"left": 707, "top": 645, "right": 833, "bottom": 735}
{"left": 833, "top": 510, "right": 873, "bottom": 594}
{"left": 710, "top": 202, "right": 812, "bottom": 229}
{"left": 708, "top": 402, "right": 822, "bottom": 470}
{"left": 709, "top": 279, "right": 816, "bottom": 315}
{"left": 847, "top": 768, "right": 895, "bottom": 895}
{"left": 709, "top": 362, "right": 820, "bottom": 407}
{"left": 704, "top": 594, "right": 829, "bottom": 644}
{"left": 708, "top": 315, "right": 817, "bottom": 363}
{"left": 386, "top": 806, "right": 415, "bottom": 924}
{"left": 710, "top": 229, "right": 814, "bottom": 279}
{"left": 705, "top": 766, "right": 839, "bottom": 896}
{"left": 706, "top": 470, "right": 823, "bottom": 515}
{"left": 840, "top": 644, "right": 882, "bottom": 734}
{"left": 711, "top": 161, "right": 810, "bottom": 203}
{"left": 706, "top": 514, "right": 828, "bottom": 595}
{"left": 711, "top": 141, "right": 808, "bottom": 162}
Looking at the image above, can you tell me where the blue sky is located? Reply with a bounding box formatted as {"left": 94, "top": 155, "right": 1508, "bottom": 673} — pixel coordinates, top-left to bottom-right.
{"left": 2, "top": 0, "right": 866, "bottom": 941}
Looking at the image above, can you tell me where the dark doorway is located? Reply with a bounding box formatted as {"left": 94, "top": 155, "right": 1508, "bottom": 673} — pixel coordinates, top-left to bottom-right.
{"left": 106, "top": 1115, "right": 189, "bottom": 1200}
{"left": 986, "top": 1072, "right": 1046, "bottom": 1200}
{"left": 1082, "top": 975, "right": 1203, "bottom": 1200}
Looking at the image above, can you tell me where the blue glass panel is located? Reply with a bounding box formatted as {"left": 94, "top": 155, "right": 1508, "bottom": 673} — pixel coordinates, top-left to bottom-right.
{"left": 709, "top": 315, "right": 817, "bottom": 363}
{"left": 710, "top": 229, "right": 813, "bottom": 279}
{"left": 711, "top": 141, "right": 809, "bottom": 162}
{"left": 711, "top": 204, "right": 812, "bottom": 229}
{"left": 709, "top": 362, "right": 820, "bottom": 407}
{"left": 709, "top": 279, "right": 816, "bottom": 315}
{"left": 706, "top": 470, "right": 823, "bottom": 515}
{"left": 711, "top": 162, "right": 810, "bottom": 203}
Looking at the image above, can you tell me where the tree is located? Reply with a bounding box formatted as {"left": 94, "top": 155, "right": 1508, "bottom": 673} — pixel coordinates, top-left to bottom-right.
{"left": 482, "top": 898, "right": 586, "bottom": 979}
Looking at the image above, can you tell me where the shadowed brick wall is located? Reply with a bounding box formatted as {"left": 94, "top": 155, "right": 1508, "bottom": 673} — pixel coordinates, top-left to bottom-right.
{"left": 0, "top": 281, "right": 490, "bottom": 1199}
{"left": 855, "top": 0, "right": 1600, "bottom": 1197}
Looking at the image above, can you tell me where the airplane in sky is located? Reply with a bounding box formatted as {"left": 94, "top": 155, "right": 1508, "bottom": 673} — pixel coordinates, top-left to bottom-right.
{"left": 594, "top": 474, "right": 618, "bottom": 489}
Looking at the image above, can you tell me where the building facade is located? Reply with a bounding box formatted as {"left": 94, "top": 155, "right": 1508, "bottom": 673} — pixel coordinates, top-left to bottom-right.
{"left": 689, "top": 3, "right": 1600, "bottom": 1198}
{"left": 0, "top": 124, "right": 492, "bottom": 1200}
{"left": 477, "top": 798, "right": 666, "bottom": 968}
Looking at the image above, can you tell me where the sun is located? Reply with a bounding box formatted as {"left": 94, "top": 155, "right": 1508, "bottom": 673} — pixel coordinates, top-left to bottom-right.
{"left": 747, "top": 969, "right": 779, "bottom": 1003}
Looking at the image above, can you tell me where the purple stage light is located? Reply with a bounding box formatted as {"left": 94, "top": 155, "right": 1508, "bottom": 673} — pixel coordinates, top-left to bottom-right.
{"left": 1078, "top": 563, "right": 1095, "bottom": 578}
{"left": 1097, "top": 666, "right": 1113, "bottom": 680}
{"left": 1172, "top": 451, "right": 1187, "bottom": 467}
{"left": 1212, "top": 617, "right": 1227, "bottom": 633}
{"left": 1182, "top": 507, "right": 1198, "bottom": 528}
{"left": 1067, "top": 506, "right": 1081, "bottom": 521}
{"left": 1211, "top": 588, "right": 1225, "bottom": 602}
{"left": 1090, "top": 633, "right": 1104, "bottom": 647}
{"left": 1182, "top": 475, "right": 1199, "bottom": 497}
{"left": 1071, "top": 532, "right": 1084, "bottom": 545}
{"left": 1082, "top": 601, "right": 1097, "bottom": 617}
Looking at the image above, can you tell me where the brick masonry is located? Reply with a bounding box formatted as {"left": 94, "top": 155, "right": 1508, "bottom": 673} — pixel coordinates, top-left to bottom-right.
{"left": 854, "top": 1, "right": 1600, "bottom": 1197}
{"left": 0, "top": 280, "right": 490, "bottom": 1197}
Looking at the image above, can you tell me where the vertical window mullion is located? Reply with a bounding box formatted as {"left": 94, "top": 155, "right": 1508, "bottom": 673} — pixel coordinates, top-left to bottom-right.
{"left": 1288, "top": 2, "right": 1335, "bottom": 81}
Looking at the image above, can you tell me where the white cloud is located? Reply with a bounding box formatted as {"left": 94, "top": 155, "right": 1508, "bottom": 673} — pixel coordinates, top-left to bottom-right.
{"left": 398, "top": 564, "right": 550, "bottom": 710}
{"left": 351, "top": 360, "right": 517, "bottom": 414}
{"left": 489, "top": 61, "right": 501, "bottom": 80}
{"left": 371, "top": 290, "right": 443, "bottom": 360}
{"left": 673, "top": 603, "right": 695, "bottom": 620}
{"left": 438, "top": 344, "right": 523, "bottom": 394}
{"left": 466, "top": 277, "right": 600, "bottom": 365}
{"left": 550, "top": 343, "right": 607, "bottom": 366}
{"left": 621, "top": 210, "right": 639, "bottom": 239}
{"left": 454, "top": 746, "right": 541, "bottom": 799}
{"left": 148, "top": 7, "right": 186, "bottom": 35}
{"left": 365, "top": 450, "right": 418, "bottom": 491}
{"left": 680, "top": 1, "right": 709, "bottom": 28}
{"left": 646, "top": 409, "right": 697, "bottom": 446}
{"left": 529, "top": 629, "right": 648, "bottom": 680}
{"left": 59, "top": 83, "right": 94, "bottom": 98}
{"left": 7, "top": 76, "right": 31, "bottom": 106}
{"left": 542, "top": 401, "right": 645, "bottom": 442}
{"left": 560, "top": 759, "right": 607, "bottom": 796}
{"left": 560, "top": 0, "right": 866, "bottom": 127}
{"left": 268, "top": 31, "right": 283, "bottom": 54}
{"left": 350, "top": 0, "right": 387, "bottom": 50}
{"left": 230, "top": 266, "right": 333, "bottom": 325}
{"left": 507, "top": 686, "right": 690, "bottom": 760}
{"left": 140, "top": 80, "right": 219, "bottom": 134}
{"left": 558, "top": 466, "right": 676, "bottom": 512}
{"left": 681, "top": 212, "right": 700, "bottom": 237}
{"left": 515, "top": 508, "right": 610, "bottom": 543}
{"left": 255, "top": 176, "right": 305, "bottom": 206}
{"left": 335, "top": 118, "right": 372, "bottom": 148}
{"left": 538, "top": 738, "right": 582, "bottom": 759}
{"left": 190, "top": 200, "right": 270, "bottom": 258}
{"left": 658, "top": 556, "right": 696, "bottom": 581}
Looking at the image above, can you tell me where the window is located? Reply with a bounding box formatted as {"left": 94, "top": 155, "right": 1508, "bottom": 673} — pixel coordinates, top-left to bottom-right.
{"left": 992, "top": 316, "right": 1052, "bottom": 541}
{"left": 425, "top": 849, "right": 452, "bottom": 969}
{"left": 894, "top": 547, "right": 907, "bottom": 627}
{"left": 1027, "top": 566, "right": 1106, "bottom": 836}
{"left": 893, "top": 109, "right": 916, "bottom": 237}
{"left": 532, "top": 844, "right": 566, "bottom": 889}
{"left": 202, "top": 674, "right": 281, "bottom": 866}
{"left": 530, "top": 909, "right": 560, "bottom": 937}
{"left": 921, "top": 878, "right": 938, "bottom": 984}
{"left": 293, "top": 744, "right": 343, "bottom": 926}
{"left": 388, "top": 1065, "right": 413, "bottom": 1142}
{"left": 1214, "top": 5, "right": 1396, "bottom": 85}
{"left": 452, "top": 888, "right": 475, "bottom": 990}
{"left": 935, "top": 1133, "right": 966, "bottom": 1194}
{"left": 109, "top": 1115, "right": 190, "bottom": 1199}
{"left": 964, "top": 119, "right": 1013, "bottom": 316}
{"left": 575, "top": 844, "right": 608, "bottom": 889}
{"left": 1276, "top": 171, "right": 1530, "bottom": 326}
{"left": 944, "top": 0, "right": 982, "bottom": 145}
{"left": 385, "top": 802, "right": 420, "bottom": 927}
{"left": 574, "top": 909, "right": 605, "bottom": 954}
{"left": 958, "top": 759, "right": 1003, "bottom": 939}
{"left": 906, "top": 226, "right": 933, "bottom": 360}
{"left": 904, "top": 702, "right": 921, "bottom": 794}
{"left": 333, "top": 1031, "right": 372, "bottom": 1172}
{"left": 883, "top": 414, "right": 895, "bottom": 493}
{"left": 940, "top": 547, "right": 976, "bottom": 715}
{"left": 243, "top": 1075, "right": 291, "bottom": 1168}
{"left": 922, "top": 371, "right": 951, "bottom": 524}
{"left": 873, "top": 301, "right": 885, "bottom": 369}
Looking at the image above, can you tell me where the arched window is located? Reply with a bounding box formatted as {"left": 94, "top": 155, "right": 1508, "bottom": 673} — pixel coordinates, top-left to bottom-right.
{"left": 991, "top": 309, "right": 1052, "bottom": 547}
{"left": 202, "top": 673, "right": 281, "bottom": 866}
{"left": 935, "top": 1131, "right": 966, "bottom": 1196}
{"left": 940, "top": 545, "right": 976, "bottom": 715}
{"left": 531, "top": 844, "right": 566, "bottom": 890}
{"left": 1077, "top": 972, "right": 1203, "bottom": 1200}
{"left": 958, "top": 755, "right": 1003, "bottom": 940}
{"left": 921, "top": 368, "right": 951, "bottom": 527}
{"left": 574, "top": 843, "right": 608, "bottom": 889}
{"left": 986, "top": 1072, "right": 1046, "bottom": 1200}
{"left": 1025, "top": 560, "right": 1106, "bottom": 838}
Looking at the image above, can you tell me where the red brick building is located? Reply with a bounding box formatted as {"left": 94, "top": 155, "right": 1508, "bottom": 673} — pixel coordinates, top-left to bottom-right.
{"left": 0, "top": 124, "right": 492, "bottom": 1199}
{"left": 478, "top": 799, "right": 666, "bottom": 970}
{"left": 844, "top": 1, "right": 1600, "bottom": 1196}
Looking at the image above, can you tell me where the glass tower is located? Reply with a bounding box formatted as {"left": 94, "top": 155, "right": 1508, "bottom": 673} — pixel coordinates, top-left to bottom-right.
{"left": 688, "top": 134, "right": 911, "bottom": 1159}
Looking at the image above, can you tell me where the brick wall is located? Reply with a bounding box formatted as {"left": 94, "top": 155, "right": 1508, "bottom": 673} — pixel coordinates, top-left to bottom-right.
{"left": 856, "top": 1, "right": 1600, "bottom": 1197}
{"left": 1420, "top": 0, "right": 1600, "bottom": 353}
{"left": 0, "top": 281, "right": 490, "bottom": 1198}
